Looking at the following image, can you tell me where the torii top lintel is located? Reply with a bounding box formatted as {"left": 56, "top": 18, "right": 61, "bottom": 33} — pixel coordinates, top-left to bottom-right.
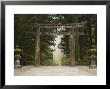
{"left": 33, "top": 22, "right": 86, "bottom": 28}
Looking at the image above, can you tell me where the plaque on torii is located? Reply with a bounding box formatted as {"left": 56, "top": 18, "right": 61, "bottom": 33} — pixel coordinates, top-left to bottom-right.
{"left": 33, "top": 23, "right": 86, "bottom": 66}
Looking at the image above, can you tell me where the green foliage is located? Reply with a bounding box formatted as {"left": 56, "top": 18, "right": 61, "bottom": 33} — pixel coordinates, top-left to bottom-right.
{"left": 61, "top": 54, "right": 70, "bottom": 66}
{"left": 14, "top": 14, "right": 97, "bottom": 65}
{"left": 14, "top": 45, "right": 23, "bottom": 54}
{"left": 58, "top": 35, "right": 70, "bottom": 57}
{"left": 40, "top": 46, "right": 54, "bottom": 65}
{"left": 89, "top": 48, "right": 96, "bottom": 52}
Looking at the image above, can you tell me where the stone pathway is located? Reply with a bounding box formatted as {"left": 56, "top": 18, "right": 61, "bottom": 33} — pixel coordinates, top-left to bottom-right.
{"left": 14, "top": 66, "right": 97, "bottom": 76}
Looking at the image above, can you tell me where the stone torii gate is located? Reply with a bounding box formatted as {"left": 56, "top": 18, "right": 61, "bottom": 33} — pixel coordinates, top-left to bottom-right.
{"left": 34, "top": 23, "right": 85, "bottom": 66}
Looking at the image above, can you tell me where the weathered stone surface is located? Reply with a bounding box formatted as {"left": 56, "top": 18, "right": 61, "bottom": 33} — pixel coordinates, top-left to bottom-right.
{"left": 14, "top": 54, "right": 21, "bottom": 69}
{"left": 89, "top": 55, "right": 97, "bottom": 69}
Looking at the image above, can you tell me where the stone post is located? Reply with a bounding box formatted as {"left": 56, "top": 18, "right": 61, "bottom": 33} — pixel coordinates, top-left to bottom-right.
{"left": 14, "top": 54, "right": 21, "bottom": 68}
{"left": 89, "top": 51, "right": 97, "bottom": 69}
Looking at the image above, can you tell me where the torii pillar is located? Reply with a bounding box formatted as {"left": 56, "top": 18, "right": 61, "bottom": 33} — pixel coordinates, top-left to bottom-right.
{"left": 34, "top": 25, "right": 40, "bottom": 66}
{"left": 69, "top": 28, "right": 76, "bottom": 66}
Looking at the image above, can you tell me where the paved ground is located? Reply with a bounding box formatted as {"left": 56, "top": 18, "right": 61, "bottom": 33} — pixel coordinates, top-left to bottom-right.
{"left": 14, "top": 66, "right": 97, "bottom": 76}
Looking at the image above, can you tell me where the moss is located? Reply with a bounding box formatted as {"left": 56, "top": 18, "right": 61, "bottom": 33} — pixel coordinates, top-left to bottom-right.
{"left": 14, "top": 48, "right": 23, "bottom": 55}
{"left": 89, "top": 48, "right": 96, "bottom": 52}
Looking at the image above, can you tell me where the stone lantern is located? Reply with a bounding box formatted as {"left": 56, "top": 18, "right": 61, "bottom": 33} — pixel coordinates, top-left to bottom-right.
{"left": 14, "top": 45, "right": 22, "bottom": 68}
{"left": 14, "top": 54, "right": 21, "bottom": 68}
{"left": 89, "top": 25, "right": 97, "bottom": 69}
{"left": 89, "top": 49, "right": 97, "bottom": 69}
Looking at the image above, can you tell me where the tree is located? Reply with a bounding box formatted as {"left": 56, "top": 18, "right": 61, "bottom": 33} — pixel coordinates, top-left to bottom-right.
{"left": 58, "top": 14, "right": 97, "bottom": 65}
{"left": 14, "top": 14, "right": 56, "bottom": 65}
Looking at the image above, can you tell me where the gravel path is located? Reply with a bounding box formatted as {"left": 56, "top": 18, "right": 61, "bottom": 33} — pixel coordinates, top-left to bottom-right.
{"left": 14, "top": 66, "right": 97, "bottom": 76}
